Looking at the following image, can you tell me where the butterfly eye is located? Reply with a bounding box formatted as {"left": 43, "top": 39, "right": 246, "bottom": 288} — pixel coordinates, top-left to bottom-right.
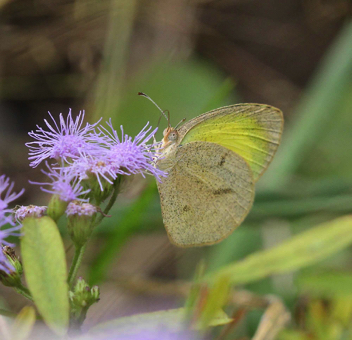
{"left": 168, "top": 131, "right": 178, "bottom": 142}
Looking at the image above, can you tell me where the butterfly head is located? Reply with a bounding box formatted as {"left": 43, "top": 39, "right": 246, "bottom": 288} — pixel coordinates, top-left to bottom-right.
{"left": 162, "top": 127, "right": 179, "bottom": 148}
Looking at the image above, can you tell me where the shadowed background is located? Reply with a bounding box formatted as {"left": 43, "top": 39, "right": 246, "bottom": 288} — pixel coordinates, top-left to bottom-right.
{"left": 1, "top": 0, "right": 352, "bottom": 338}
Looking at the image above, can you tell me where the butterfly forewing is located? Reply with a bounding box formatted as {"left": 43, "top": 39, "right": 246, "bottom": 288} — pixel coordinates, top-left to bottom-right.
{"left": 157, "top": 141, "right": 255, "bottom": 247}
{"left": 178, "top": 104, "right": 283, "bottom": 182}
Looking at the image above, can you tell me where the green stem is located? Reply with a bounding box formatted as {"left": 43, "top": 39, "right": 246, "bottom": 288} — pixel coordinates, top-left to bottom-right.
{"left": 67, "top": 179, "right": 121, "bottom": 288}
{"left": 68, "top": 245, "right": 86, "bottom": 288}
{"left": 94, "top": 179, "right": 120, "bottom": 228}
{"left": 15, "top": 284, "right": 33, "bottom": 301}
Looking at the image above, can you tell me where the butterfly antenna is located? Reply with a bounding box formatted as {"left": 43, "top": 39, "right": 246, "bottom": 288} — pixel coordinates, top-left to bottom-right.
{"left": 138, "top": 92, "right": 168, "bottom": 122}
{"left": 174, "top": 118, "right": 186, "bottom": 129}
{"left": 155, "top": 110, "right": 165, "bottom": 139}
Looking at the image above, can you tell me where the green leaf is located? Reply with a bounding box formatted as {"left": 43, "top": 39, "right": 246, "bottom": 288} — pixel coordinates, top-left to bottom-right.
{"left": 264, "top": 21, "right": 352, "bottom": 190}
{"left": 197, "top": 276, "right": 231, "bottom": 330}
{"left": 184, "top": 260, "right": 206, "bottom": 316}
{"left": 208, "top": 215, "right": 352, "bottom": 285}
{"left": 21, "top": 217, "right": 69, "bottom": 335}
{"left": 297, "top": 272, "right": 352, "bottom": 297}
{"left": 203, "top": 308, "right": 233, "bottom": 328}
{"left": 11, "top": 306, "right": 36, "bottom": 340}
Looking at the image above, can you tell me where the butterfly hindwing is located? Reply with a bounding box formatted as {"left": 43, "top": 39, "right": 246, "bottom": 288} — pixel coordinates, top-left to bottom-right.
{"left": 157, "top": 141, "right": 255, "bottom": 247}
{"left": 178, "top": 104, "right": 283, "bottom": 182}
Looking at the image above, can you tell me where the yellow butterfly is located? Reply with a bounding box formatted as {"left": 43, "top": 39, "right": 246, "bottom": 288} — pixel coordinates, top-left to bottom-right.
{"left": 140, "top": 95, "right": 283, "bottom": 247}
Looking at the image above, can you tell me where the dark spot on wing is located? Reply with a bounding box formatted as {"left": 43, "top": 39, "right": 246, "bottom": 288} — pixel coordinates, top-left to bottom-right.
{"left": 213, "top": 188, "right": 233, "bottom": 195}
{"left": 219, "top": 154, "right": 227, "bottom": 166}
{"left": 183, "top": 205, "right": 191, "bottom": 212}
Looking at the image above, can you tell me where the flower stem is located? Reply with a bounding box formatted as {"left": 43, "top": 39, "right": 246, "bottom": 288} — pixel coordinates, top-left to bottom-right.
{"left": 93, "top": 178, "right": 121, "bottom": 228}
{"left": 15, "top": 284, "right": 33, "bottom": 301}
{"left": 68, "top": 245, "right": 86, "bottom": 288}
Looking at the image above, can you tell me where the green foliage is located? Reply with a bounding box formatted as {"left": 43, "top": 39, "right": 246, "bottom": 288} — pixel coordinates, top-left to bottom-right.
{"left": 208, "top": 215, "right": 352, "bottom": 285}
{"left": 21, "top": 217, "right": 69, "bottom": 335}
{"left": 194, "top": 276, "right": 232, "bottom": 330}
{"left": 264, "top": 20, "right": 352, "bottom": 190}
{"left": 279, "top": 297, "right": 352, "bottom": 340}
{"left": 184, "top": 264, "right": 233, "bottom": 331}
{"left": 297, "top": 271, "right": 352, "bottom": 297}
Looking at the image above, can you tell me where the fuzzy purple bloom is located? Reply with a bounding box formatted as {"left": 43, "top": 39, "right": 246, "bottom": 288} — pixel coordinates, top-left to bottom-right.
{"left": 0, "top": 221, "right": 22, "bottom": 274}
{"left": 88, "top": 120, "right": 166, "bottom": 188}
{"left": 30, "top": 164, "right": 90, "bottom": 202}
{"left": 0, "top": 175, "right": 24, "bottom": 273}
{"left": 0, "top": 175, "right": 25, "bottom": 220}
{"left": 65, "top": 121, "right": 167, "bottom": 190}
{"left": 66, "top": 201, "right": 97, "bottom": 216}
{"left": 27, "top": 110, "right": 167, "bottom": 196}
{"left": 26, "top": 109, "right": 100, "bottom": 168}
{"left": 67, "top": 154, "right": 119, "bottom": 191}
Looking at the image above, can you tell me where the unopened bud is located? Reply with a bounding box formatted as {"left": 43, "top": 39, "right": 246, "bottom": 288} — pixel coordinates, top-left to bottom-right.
{"left": 0, "top": 246, "right": 23, "bottom": 287}
{"left": 47, "top": 195, "right": 68, "bottom": 222}
{"left": 66, "top": 201, "right": 98, "bottom": 247}
{"left": 70, "top": 277, "right": 100, "bottom": 320}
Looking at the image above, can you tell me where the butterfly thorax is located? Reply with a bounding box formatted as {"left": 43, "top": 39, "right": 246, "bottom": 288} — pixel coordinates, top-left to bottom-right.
{"left": 156, "top": 127, "right": 179, "bottom": 171}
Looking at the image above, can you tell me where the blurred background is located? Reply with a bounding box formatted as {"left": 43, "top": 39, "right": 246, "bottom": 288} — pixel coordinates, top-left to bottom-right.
{"left": 1, "top": 0, "right": 352, "bottom": 338}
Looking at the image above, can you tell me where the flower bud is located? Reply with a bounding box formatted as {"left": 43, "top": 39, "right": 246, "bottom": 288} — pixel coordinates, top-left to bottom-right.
{"left": 0, "top": 246, "right": 23, "bottom": 287}
{"left": 66, "top": 201, "right": 98, "bottom": 247}
{"left": 69, "top": 277, "right": 100, "bottom": 320}
{"left": 14, "top": 205, "right": 47, "bottom": 222}
{"left": 47, "top": 194, "right": 68, "bottom": 222}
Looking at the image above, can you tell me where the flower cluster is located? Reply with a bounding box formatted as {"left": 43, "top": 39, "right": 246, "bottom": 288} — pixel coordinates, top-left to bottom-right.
{"left": 0, "top": 175, "right": 24, "bottom": 273}
{"left": 26, "top": 110, "right": 166, "bottom": 202}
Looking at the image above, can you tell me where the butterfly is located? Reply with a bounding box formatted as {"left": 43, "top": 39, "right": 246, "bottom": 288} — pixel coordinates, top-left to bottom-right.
{"left": 139, "top": 95, "right": 283, "bottom": 247}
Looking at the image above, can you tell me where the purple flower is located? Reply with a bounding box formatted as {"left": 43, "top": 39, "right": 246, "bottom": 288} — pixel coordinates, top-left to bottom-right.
{"left": 0, "top": 175, "right": 24, "bottom": 273}
{"left": 27, "top": 109, "right": 167, "bottom": 196}
{"left": 67, "top": 154, "right": 119, "bottom": 191}
{"left": 0, "top": 175, "right": 25, "bottom": 220}
{"left": 83, "top": 120, "right": 167, "bottom": 189}
{"left": 30, "top": 164, "right": 90, "bottom": 202}
{"left": 66, "top": 201, "right": 97, "bottom": 217}
{"left": 26, "top": 109, "right": 100, "bottom": 168}
{"left": 0, "top": 220, "right": 22, "bottom": 274}
{"left": 14, "top": 205, "right": 47, "bottom": 222}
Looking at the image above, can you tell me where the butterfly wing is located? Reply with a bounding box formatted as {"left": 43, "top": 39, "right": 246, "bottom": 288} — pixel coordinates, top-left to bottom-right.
{"left": 178, "top": 104, "right": 283, "bottom": 182}
{"left": 157, "top": 141, "right": 254, "bottom": 247}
